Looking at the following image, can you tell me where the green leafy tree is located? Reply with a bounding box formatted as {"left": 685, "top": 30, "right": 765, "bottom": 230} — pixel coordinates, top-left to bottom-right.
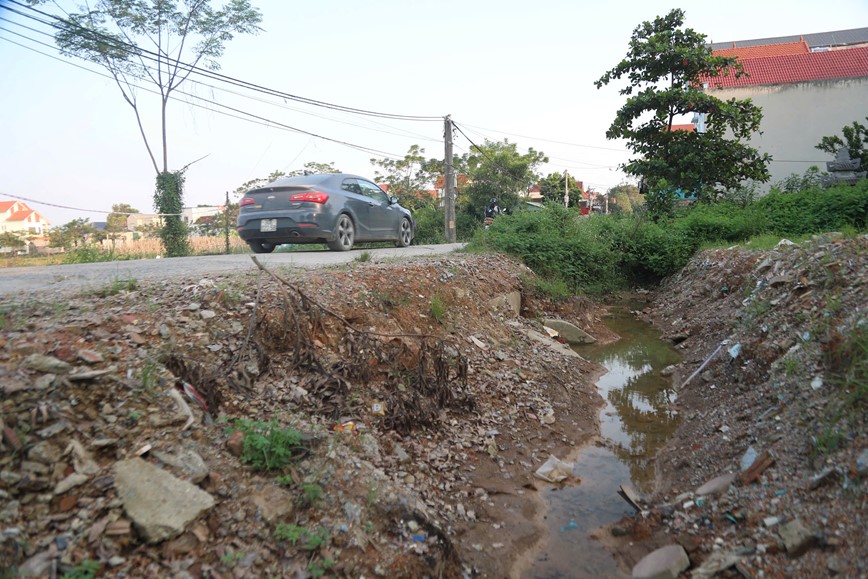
{"left": 0, "top": 231, "right": 27, "bottom": 253}
{"left": 595, "top": 9, "right": 770, "bottom": 217}
{"left": 607, "top": 183, "right": 644, "bottom": 214}
{"left": 50, "top": 218, "right": 98, "bottom": 249}
{"left": 370, "top": 145, "right": 445, "bottom": 211}
{"left": 106, "top": 203, "right": 139, "bottom": 246}
{"left": 462, "top": 140, "right": 548, "bottom": 219}
{"left": 816, "top": 117, "right": 868, "bottom": 170}
{"left": 538, "top": 172, "right": 583, "bottom": 206}
{"left": 33, "top": 0, "right": 263, "bottom": 255}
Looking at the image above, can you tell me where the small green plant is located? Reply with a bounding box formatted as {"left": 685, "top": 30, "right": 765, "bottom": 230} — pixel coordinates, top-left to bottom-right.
{"left": 430, "top": 293, "right": 447, "bottom": 324}
{"left": 275, "top": 524, "right": 330, "bottom": 550}
{"left": 230, "top": 419, "right": 302, "bottom": 470}
{"left": 302, "top": 482, "right": 323, "bottom": 506}
{"left": 127, "top": 409, "right": 142, "bottom": 424}
{"left": 275, "top": 474, "right": 293, "bottom": 487}
{"left": 366, "top": 484, "right": 378, "bottom": 506}
{"left": 355, "top": 250, "right": 372, "bottom": 262}
{"left": 275, "top": 523, "right": 304, "bottom": 544}
{"left": 140, "top": 362, "right": 157, "bottom": 390}
{"left": 782, "top": 357, "right": 800, "bottom": 378}
{"left": 219, "top": 551, "right": 245, "bottom": 566}
{"left": 308, "top": 558, "right": 335, "bottom": 578}
{"left": 61, "top": 559, "right": 100, "bottom": 579}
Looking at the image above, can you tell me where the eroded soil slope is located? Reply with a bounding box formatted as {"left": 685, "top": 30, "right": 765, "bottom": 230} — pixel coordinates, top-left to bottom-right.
{"left": 607, "top": 234, "right": 867, "bottom": 578}
{"left": 0, "top": 253, "right": 607, "bottom": 578}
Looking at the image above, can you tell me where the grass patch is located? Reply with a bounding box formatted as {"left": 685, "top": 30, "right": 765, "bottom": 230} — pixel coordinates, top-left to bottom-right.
{"left": 430, "top": 293, "right": 447, "bottom": 324}
{"left": 355, "top": 250, "right": 372, "bottom": 263}
{"left": 228, "top": 419, "right": 303, "bottom": 471}
{"left": 275, "top": 524, "right": 330, "bottom": 550}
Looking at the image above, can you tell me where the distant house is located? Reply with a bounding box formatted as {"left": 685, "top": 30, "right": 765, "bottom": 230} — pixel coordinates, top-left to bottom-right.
{"left": 0, "top": 200, "right": 51, "bottom": 235}
{"left": 705, "top": 27, "right": 868, "bottom": 188}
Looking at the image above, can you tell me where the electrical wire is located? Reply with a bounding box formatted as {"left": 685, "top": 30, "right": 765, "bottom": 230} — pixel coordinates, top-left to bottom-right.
{"left": 460, "top": 121, "right": 628, "bottom": 152}
{"left": 1, "top": 192, "right": 183, "bottom": 216}
{"left": 3, "top": 0, "right": 443, "bottom": 122}
{"left": 0, "top": 34, "right": 408, "bottom": 160}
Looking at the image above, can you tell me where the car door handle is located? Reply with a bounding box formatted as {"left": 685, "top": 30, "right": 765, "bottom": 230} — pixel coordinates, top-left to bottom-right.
{"left": 367, "top": 202, "right": 375, "bottom": 206}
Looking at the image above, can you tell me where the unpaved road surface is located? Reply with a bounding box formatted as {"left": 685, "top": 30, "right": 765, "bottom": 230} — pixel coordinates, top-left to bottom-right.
{"left": 0, "top": 243, "right": 465, "bottom": 299}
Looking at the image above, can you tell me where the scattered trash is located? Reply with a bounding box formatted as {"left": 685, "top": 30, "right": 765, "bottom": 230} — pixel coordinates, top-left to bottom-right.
{"left": 810, "top": 376, "right": 823, "bottom": 390}
{"left": 559, "top": 520, "right": 578, "bottom": 532}
{"left": 371, "top": 402, "right": 385, "bottom": 416}
{"left": 740, "top": 446, "right": 758, "bottom": 471}
{"left": 739, "top": 451, "right": 775, "bottom": 485}
{"left": 727, "top": 343, "right": 742, "bottom": 359}
{"left": 412, "top": 534, "right": 427, "bottom": 542}
{"left": 167, "top": 387, "right": 195, "bottom": 431}
{"left": 618, "top": 484, "right": 643, "bottom": 512}
{"left": 333, "top": 421, "right": 356, "bottom": 432}
{"left": 543, "top": 326, "right": 559, "bottom": 339}
{"left": 680, "top": 339, "right": 730, "bottom": 390}
{"left": 533, "top": 455, "right": 575, "bottom": 483}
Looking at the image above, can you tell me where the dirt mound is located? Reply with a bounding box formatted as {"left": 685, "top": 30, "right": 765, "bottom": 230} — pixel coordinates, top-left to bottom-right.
{"left": 0, "top": 253, "right": 606, "bottom": 578}
{"left": 610, "top": 234, "right": 867, "bottom": 577}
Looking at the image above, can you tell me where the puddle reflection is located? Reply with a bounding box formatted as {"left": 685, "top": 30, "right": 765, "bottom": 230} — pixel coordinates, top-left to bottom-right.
{"left": 524, "top": 304, "right": 681, "bottom": 578}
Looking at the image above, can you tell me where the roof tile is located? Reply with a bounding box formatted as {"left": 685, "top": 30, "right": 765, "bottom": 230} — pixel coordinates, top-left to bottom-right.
{"left": 714, "top": 40, "right": 809, "bottom": 59}
{"left": 706, "top": 46, "right": 868, "bottom": 88}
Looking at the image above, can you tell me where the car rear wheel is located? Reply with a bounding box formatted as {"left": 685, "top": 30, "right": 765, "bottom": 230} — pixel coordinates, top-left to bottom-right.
{"left": 395, "top": 217, "right": 412, "bottom": 247}
{"left": 248, "top": 241, "right": 276, "bottom": 254}
{"left": 327, "top": 214, "right": 355, "bottom": 251}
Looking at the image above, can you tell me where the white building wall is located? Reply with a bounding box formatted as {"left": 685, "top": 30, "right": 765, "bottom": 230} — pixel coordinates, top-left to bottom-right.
{"left": 710, "top": 78, "right": 868, "bottom": 190}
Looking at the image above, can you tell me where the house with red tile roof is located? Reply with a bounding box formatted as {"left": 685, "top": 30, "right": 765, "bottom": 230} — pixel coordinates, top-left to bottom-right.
{"left": 704, "top": 31, "right": 868, "bottom": 188}
{"left": 0, "top": 200, "right": 51, "bottom": 236}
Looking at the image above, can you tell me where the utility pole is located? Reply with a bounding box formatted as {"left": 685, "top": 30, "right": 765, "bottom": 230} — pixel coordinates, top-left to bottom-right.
{"left": 224, "top": 191, "right": 230, "bottom": 254}
{"left": 444, "top": 115, "right": 456, "bottom": 242}
{"left": 564, "top": 169, "right": 570, "bottom": 208}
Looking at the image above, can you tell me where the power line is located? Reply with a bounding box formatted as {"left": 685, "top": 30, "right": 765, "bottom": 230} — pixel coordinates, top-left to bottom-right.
{"left": 0, "top": 33, "right": 407, "bottom": 160}
{"left": 3, "top": 0, "right": 443, "bottom": 122}
{"left": 1, "top": 192, "right": 182, "bottom": 216}
{"left": 0, "top": 16, "right": 440, "bottom": 150}
{"left": 460, "top": 121, "right": 628, "bottom": 152}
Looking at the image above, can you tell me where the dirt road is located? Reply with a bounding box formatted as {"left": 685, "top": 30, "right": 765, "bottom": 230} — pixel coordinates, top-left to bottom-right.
{"left": 0, "top": 243, "right": 466, "bottom": 299}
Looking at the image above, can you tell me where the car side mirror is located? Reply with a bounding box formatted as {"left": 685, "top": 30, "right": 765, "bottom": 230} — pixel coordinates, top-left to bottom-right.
{"left": 389, "top": 196, "right": 399, "bottom": 204}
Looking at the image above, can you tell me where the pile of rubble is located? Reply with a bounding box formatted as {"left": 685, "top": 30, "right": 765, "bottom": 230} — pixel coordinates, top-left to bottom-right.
{"left": 0, "top": 253, "right": 606, "bottom": 578}
{"left": 613, "top": 233, "right": 867, "bottom": 578}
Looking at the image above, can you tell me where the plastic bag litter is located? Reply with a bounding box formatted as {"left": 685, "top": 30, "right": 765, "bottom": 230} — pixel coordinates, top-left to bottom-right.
{"left": 533, "top": 455, "right": 574, "bottom": 483}
{"left": 543, "top": 326, "right": 559, "bottom": 339}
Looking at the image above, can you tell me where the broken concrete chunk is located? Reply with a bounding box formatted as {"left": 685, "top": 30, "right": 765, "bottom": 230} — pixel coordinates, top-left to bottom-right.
{"left": 24, "top": 354, "right": 71, "bottom": 374}
{"left": 778, "top": 518, "right": 816, "bottom": 557}
{"left": 250, "top": 486, "right": 295, "bottom": 522}
{"left": 695, "top": 473, "right": 736, "bottom": 496}
{"left": 631, "top": 544, "right": 690, "bottom": 579}
{"left": 541, "top": 318, "right": 596, "bottom": 344}
{"left": 151, "top": 448, "right": 209, "bottom": 484}
{"left": 114, "top": 458, "right": 215, "bottom": 544}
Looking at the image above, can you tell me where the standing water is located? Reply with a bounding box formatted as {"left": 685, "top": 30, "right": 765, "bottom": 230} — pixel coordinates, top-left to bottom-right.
{"left": 524, "top": 303, "right": 682, "bottom": 578}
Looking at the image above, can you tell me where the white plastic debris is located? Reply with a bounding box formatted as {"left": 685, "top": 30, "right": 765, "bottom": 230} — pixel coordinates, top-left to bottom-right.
{"left": 543, "top": 326, "right": 559, "bottom": 339}
{"left": 533, "top": 455, "right": 574, "bottom": 483}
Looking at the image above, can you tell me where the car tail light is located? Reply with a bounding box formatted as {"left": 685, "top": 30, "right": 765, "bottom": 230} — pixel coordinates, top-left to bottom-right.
{"left": 239, "top": 197, "right": 255, "bottom": 207}
{"left": 290, "top": 191, "right": 329, "bottom": 204}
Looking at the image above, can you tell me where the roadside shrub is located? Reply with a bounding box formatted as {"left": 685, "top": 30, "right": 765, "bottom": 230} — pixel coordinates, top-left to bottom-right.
{"left": 411, "top": 205, "right": 446, "bottom": 245}
{"left": 758, "top": 179, "right": 868, "bottom": 235}
{"left": 674, "top": 202, "right": 766, "bottom": 243}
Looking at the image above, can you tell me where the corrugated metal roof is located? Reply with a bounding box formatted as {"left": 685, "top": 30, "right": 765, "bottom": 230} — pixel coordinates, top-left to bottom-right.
{"left": 706, "top": 45, "right": 868, "bottom": 88}
{"left": 710, "top": 27, "right": 868, "bottom": 50}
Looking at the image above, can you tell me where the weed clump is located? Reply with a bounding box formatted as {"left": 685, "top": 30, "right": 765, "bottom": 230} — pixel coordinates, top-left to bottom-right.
{"left": 228, "top": 419, "right": 303, "bottom": 471}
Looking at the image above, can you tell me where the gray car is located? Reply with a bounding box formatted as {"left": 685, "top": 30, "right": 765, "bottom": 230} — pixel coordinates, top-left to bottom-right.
{"left": 236, "top": 173, "right": 415, "bottom": 253}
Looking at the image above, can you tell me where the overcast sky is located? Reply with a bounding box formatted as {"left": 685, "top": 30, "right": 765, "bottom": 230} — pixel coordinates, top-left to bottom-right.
{"left": 2, "top": 0, "right": 867, "bottom": 225}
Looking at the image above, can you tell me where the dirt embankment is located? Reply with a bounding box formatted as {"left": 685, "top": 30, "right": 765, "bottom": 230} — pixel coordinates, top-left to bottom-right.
{"left": 0, "top": 253, "right": 611, "bottom": 578}
{"left": 605, "top": 234, "right": 867, "bottom": 578}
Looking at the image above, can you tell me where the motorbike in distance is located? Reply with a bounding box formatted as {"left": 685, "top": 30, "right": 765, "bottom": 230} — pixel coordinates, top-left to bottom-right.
{"left": 483, "top": 198, "right": 500, "bottom": 229}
